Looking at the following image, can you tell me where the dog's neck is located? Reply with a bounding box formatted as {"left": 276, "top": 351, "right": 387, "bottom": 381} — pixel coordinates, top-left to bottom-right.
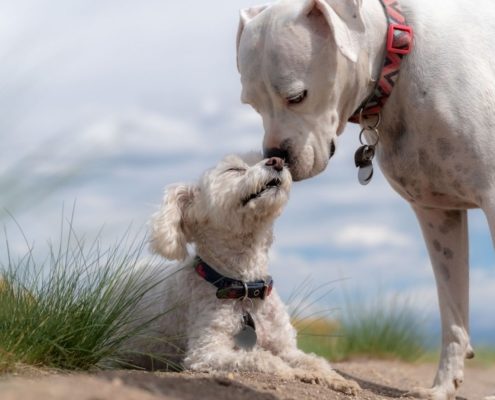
{"left": 342, "top": 0, "right": 389, "bottom": 122}
{"left": 362, "top": 0, "right": 389, "bottom": 85}
{"left": 193, "top": 226, "right": 273, "bottom": 282}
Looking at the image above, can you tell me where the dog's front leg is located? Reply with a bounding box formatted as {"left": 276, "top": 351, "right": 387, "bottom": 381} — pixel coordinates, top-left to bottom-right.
{"left": 184, "top": 335, "right": 298, "bottom": 378}
{"left": 183, "top": 314, "right": 300, "bottom": 379}
{"left": 408, "top": 207, "right": 472, "bottom": 400}
{"left": 257, "top": 293, "right": 360, "bottom": 395}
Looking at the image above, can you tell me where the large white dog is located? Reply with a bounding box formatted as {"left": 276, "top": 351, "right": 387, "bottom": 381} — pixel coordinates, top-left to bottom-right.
{"left": 236, "top": 0, "right": 495, "bottom": 399}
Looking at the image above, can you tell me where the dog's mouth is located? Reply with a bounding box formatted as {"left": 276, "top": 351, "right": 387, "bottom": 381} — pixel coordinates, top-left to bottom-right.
{"left": 241, "top": 178, "right": 282, "bottom": 206}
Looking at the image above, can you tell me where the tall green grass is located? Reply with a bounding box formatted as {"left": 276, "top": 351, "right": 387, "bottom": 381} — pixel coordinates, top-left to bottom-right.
{"left": 0, "top": 219, "right": 172, "bottom": 372}
{"left": 293, "top": 285, "right": 427, "bottom": 362}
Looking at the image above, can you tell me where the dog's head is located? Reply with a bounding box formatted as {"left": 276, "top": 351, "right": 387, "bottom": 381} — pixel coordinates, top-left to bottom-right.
{"left": 236, "top": 0, "right": 369, "bottom": 181}
{"left": 150, "top": 153, "right": 291, "bottom": 260}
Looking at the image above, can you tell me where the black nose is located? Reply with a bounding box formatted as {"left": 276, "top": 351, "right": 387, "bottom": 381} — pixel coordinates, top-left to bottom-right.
{"left": 265, "top": 157, "right": 284, "bottom": 172}
{"left": 264, "top": 147, "right": 288, "bottom": 162}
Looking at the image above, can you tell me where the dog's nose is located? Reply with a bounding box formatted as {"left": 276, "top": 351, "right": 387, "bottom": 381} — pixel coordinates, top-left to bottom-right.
{"left": 265, "top": 157, "right": 284, "bottom": 172}
{"left": 264, "top": 147, "right": 288, "bottom": 162}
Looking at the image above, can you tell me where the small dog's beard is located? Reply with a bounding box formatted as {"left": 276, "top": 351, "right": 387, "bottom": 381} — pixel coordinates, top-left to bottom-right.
{"left": 242, "top": 194, "right": 287, "bottom": 222}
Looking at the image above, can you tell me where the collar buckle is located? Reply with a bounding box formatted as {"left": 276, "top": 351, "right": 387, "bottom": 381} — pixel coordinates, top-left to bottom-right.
{"left": 387, "top": 24, "right": 413, "bottom": 55}
{"left": 260, "top": 282, "right": 269, "bottom": 300}
{"left": 241, "top": 282, "right": 249, "bottom": 301}
{"left": 260, "top": 278, "right": 273, "bottom": 300}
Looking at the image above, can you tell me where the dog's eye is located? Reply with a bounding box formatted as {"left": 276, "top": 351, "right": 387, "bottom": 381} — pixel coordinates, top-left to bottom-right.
{"left": 225, "top": 167, "right": 246, "bottom": 174}
{"left": 287, "top": 90, "right": 307, "bottom": 105}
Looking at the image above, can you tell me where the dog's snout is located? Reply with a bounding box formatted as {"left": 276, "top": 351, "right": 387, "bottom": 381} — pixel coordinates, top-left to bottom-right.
{"left": 263, "top": 148, "right": 289, "bottom": 162}
{"left": 265, "top": 157, "right": 284, "bottom": 172}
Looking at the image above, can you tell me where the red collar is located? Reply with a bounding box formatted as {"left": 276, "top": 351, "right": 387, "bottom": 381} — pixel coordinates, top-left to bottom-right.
{"left": 349, "top": 0, "right": 414, "bottom": 123}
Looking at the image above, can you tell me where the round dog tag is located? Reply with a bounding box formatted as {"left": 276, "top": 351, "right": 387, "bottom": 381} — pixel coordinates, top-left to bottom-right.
{"left": 234, "top": 325, "right": 257, "bottom": 351}
{"left": 358, "top": 164, "right": 374, "bottom": 185}
{"left": 234, "top": 312, "right": 257, "bottom": 351}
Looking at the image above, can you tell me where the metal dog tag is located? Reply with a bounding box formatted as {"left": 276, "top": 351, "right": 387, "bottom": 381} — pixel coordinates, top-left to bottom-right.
{"left": 354, "top": 145, "right": 375, "bottom": 167}
{"left": 354, "top": 145, "right": 375, "bottom": 185}
{"left": 233, "top": 312, "right": 257, "bottom": 351}
{"left": 358, "top": 163, "right": 374, "bottom": 185}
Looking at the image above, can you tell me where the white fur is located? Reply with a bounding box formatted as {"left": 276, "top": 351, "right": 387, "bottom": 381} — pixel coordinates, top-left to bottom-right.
{"left": 237, "top": 0, "right": 495, "bottom": 399}
{"left": 133, "top": 153, "right": 359, "bottom": 396}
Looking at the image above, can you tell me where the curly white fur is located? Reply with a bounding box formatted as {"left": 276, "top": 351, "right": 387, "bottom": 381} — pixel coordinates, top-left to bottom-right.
{"left": 131, "top": 152, "right": 359, "bottom": 396}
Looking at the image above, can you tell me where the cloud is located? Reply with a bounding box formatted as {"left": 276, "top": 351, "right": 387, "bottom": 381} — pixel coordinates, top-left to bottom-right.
{"left": 333, "top": 224, "right": 413, "bottom": 248}
{"left": 80, "top": 110, "right": 204, "bottom": 156}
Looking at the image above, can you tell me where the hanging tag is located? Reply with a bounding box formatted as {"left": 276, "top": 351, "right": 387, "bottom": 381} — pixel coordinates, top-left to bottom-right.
{"left": 354, "top": 145, "right": 375, "bottom": 167}
{"left": 358, "top": 163, "right": 374, "bottom": 185}
{"left": 354, "top": 145, "right": 375, "bottom": 185}
{"left": 233, "top": 312, "right": 257, "bottom": 350}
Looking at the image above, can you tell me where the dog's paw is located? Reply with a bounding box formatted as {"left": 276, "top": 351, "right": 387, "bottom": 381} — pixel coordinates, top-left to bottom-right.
{"left": 294, "top": 369, "right": 360, "bottom": 396}
{"left": 405, "top": 386, "right": 455, "bottom": 400}
{"left": 294, "top": 371, "right": 320, "bottom": 384}
{"left": 323, "top": 370, "right": 361, "bottom": 396}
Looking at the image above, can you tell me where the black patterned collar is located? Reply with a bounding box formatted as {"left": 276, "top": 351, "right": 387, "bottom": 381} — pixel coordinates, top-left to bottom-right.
{"left": 194, "top": 257, "right": 273, "bottom": 300}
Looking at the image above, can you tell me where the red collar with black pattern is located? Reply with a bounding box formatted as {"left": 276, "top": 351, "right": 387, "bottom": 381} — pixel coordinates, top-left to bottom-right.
{"left": 349, "top": 0, "right": 414, "bottom": 123}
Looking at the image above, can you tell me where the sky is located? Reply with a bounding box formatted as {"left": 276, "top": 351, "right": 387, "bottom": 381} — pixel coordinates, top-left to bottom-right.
{"left": 0, "top": 0, "right": 494, "bottom": 345}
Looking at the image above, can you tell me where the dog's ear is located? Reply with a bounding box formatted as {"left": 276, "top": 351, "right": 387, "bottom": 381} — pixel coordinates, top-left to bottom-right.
{"left": 150, "top": 184, "right": 196, "bottom": 261}
{"left": 236, "top": 4, "right": 270, "bottom": 70}
{"left": 305, "top": 0, "right": 364, "bottom": 63}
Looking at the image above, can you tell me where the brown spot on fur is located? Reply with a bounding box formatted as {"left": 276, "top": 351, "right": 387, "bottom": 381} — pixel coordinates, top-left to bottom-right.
{"left": 445, "top": 210, "right": 459, "bottom": 218}
{"left": 439, "top": 263, "right": 451, "bottom": 281}
{"left": 433, "top": 240, "right": 441, "bottom": 252}
{"left": 443, "top": 248, "right": 454, "bottom": 260}
{"left": 439, "top": 211, "right": 460, "bottom": 234}
{"left": 386, "top": 117, "right": 407, "bottom": 155}
{"left": 418, "top": 149, "right": 443, "bottom": 179}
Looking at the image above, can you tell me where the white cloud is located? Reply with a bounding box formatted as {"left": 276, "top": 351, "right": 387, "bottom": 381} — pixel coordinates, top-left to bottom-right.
{"left": 333, "top": 224, "right": 413, "bottom": 249}
{"left": 80, "top": 110, "right": 203, "bottom": 156}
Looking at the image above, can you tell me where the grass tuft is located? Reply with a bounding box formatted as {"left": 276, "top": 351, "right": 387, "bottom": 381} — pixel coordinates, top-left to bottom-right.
{"left": 294, "top": 288, "right": 427, "bottom": 362}
{"left": 0, "top": 216, "right": 170, "bottom": 372}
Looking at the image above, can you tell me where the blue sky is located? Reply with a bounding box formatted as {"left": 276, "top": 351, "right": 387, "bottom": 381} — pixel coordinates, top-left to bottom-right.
{"left": 1, "top": 1, "right": 494, "bottom": 345}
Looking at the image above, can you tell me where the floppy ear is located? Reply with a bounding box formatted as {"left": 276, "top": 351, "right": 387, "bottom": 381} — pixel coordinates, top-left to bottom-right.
{"left": 150, "top": 184, "right": 195, "bottom": 261}
{"left": 236, "top": 4, "right": 270, "bottom": 68}
{"left": 305, "top": 0, "right": 364, "bottom": 63}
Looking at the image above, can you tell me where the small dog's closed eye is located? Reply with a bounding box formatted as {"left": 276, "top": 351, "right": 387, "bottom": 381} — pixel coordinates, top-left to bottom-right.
{"left": 126, "top": 152, "right": 360, "bottom": 396}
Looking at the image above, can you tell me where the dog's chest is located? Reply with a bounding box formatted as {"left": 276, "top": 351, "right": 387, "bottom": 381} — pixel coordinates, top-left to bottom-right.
{"left": 375, "top": 117, "right": 484, "bottom": 209}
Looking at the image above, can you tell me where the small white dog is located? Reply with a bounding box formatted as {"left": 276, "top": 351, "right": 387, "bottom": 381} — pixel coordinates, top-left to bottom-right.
{"left": 132, "top": 152, "right": 359, "bottom": 395}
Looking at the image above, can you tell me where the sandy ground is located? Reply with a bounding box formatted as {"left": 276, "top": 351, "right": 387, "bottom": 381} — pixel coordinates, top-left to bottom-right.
{"left": 0, "top": 360, "right": 493, "bottom": 400}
